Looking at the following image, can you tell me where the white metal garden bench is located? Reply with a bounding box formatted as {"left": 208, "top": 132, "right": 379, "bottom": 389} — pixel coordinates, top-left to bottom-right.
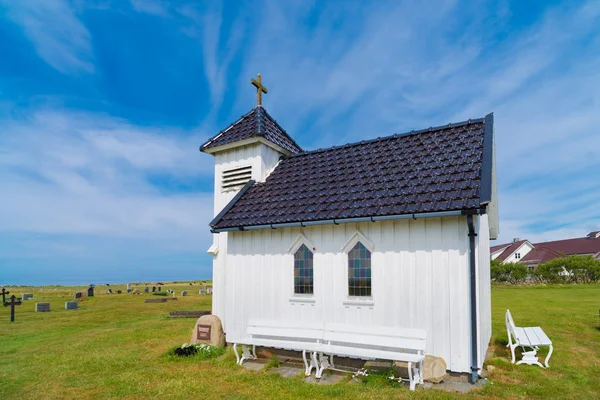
{"left": 234, "top": 320, "right": 427, "bottom": 391}
{"left": 505, "top": 309, "right": 553, "bottom": 368}
{"left": 233, "top": 319, "right": 324, "bottom": 376}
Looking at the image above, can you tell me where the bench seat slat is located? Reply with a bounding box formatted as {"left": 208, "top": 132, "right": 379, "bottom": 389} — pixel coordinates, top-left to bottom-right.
{"left": 244, "top": 337, "right": 323, "bottom": 352}
{"left": 525, "top": 327, "right": 552, "bottom": 346}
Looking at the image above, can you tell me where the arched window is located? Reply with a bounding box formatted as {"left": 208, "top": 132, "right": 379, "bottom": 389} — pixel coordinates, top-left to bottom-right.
{"left": 348, "top": 242, "right": 371, "bottom": 296}
{"left": 294, "top": 244, "right": 313, "bottom": 294}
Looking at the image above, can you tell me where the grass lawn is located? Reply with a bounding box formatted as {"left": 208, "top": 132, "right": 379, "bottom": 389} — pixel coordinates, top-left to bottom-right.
{"left": 1, "top": 283, "right": 599, "bottom": 399}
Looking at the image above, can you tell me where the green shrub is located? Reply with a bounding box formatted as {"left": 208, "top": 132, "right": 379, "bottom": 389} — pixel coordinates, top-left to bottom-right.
{"left": 535, "top": 255, "right": 600, "bottom": 284}
{"left": 153, "top": 291, "right": 168, "bottom": 296}
{"left": 168, "top": 343, "right": 225, "bottom": 359}
{"left": 491, "top": 260, "right": 528, "bottom": 284}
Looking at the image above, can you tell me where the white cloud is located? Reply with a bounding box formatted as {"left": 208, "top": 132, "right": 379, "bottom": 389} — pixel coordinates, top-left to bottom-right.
{"left": 0, "top": 109, "right": 215, "bottom": 247}
{"left": 1, "top": 0, "right": 94, "bottom": 73}
{"left": 129, "top": 0, "right": 169, "bottom": 17}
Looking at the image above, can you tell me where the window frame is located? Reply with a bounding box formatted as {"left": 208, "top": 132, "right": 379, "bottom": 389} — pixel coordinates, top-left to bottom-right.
{"left": 288, "top": 234, "right": 317, "bottom": 300}
{"left": 341, "top": 231, "right": 375, "bottom": 300}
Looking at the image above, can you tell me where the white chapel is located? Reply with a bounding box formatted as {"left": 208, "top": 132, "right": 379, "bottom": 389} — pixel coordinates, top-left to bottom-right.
{"left": 200, "top": 75, "right": 498, "bottom": 387}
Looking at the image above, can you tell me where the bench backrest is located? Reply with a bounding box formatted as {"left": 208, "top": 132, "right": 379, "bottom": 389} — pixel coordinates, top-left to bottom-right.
{"left": 323, "top": 323, "right": 427, "bottom": 352}
{"left": 505, "top": 309, "right": 517, "bottom": 336}
{"left": 247, "top": 319, "right": 323, "bottom": 340}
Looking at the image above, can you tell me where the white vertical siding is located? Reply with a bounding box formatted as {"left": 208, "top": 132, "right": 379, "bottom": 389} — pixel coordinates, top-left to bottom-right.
{"left": 223, "top": 217, "right": 474, "bottom": 373}
{"left": 476, "top": 214, "right": 492, "bottom": 370}
{"left": 210, "top": 143, "right": 284, "bottom": 331}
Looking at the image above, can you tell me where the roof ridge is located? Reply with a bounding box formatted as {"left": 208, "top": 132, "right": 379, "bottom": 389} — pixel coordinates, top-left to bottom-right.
{"left": 258, "top": 106, "right": 304, "bottom": 152}
{"left": 201, "top": 108, "right": 256, "bottom": 150}
{"left": 285, "top": 116, "right": 487, "bottom": 159}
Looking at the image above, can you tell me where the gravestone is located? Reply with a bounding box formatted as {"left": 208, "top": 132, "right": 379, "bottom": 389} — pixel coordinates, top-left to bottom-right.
{"left": 145, "top": 298, "right": 168, "bottom": 303}
{"left": 199, "top": 290, "right": 205, "bottom": 295}
{"left": 158, "top": 286, "right": 161, "bottom": 291}
{"left": 152, "top": 286, "right": 156, "bottom": 293}
{"left": 74, "top": 292, "right": 82, "bottom": 299}
{"left": 22, "top": 293, "right": 34, "bottom": 300}
{"left": 4, "top": 295, "right": 22, "bottom": 322}
{"left": 1, "top": 288, "right": 10, "bottom": 304}
{"left": 65, "top": 301, "right": 78, "bottom": 310}
{"left": 126, "top": 283, "right": 131, "bottom": 291}
{"left": 181, "top": 291, "right": 187, "bottom": 297}
{"left": 206, "top": 287, "right": 212, "bottom": 294}
{"left": 169, "top": 311, "right": 211, "bottom": 318}
{"left": 36, "top": 302, "right": 51, "bottom": 312}
{"left": 145, "top": 287, "right": 149, "bottom": 293}
{"left": 87, "top": 286, "right": 94, "bottom": 297}
{"left": 117, "top": 290, "right": 122, "bottom": 294}
{"left": 190, "top": 315, "right": 225, "bottom": 347}
{"left": 107, "top": 289, "right": 113, "bottom": 294}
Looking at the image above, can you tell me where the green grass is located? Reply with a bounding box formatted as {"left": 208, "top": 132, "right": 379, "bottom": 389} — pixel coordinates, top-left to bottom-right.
{"left": 1, "top": 283, "right": 599, "bottom": 399}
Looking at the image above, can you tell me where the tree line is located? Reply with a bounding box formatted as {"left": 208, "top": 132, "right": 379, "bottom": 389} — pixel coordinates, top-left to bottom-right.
{"left": 491, "top": 255, "right": 600, "bottom": 284}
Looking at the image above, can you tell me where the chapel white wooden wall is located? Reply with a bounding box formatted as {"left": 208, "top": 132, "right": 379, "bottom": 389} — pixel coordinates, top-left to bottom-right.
{"left": 211, "top": 143, "right": 283, "bottom": 323}
{"left": 221, "top": 216, "right": 483, "bottom": 374}
{"left": 476, "top": 214, "right": 492, "bottom": 370}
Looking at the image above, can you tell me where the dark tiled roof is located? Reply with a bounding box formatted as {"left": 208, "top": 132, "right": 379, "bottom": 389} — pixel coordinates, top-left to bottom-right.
{"left": 494, "top": 240, "right": 528, "bottom": 262}
{"left": 520, "top": 247, "right": 565, "bottom": 266}
{"left": 212, "top": 116, "right": 492, "bottom": 230}
{"left": 201, "top": 106, "right": 302, "bottom": 154}
{"left": 490, "top": 243, "right": 511, "bottom": 254}
{"left": 532, "top": 236, "right": 600, "bottom": 256}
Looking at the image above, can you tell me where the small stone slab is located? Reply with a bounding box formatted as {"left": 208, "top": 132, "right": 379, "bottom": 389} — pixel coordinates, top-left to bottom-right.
{"left": 145, "top": 298, "right": 168, "bottom": 303}
{"left": 181, "top": 291, "right": 187, "bottom": 297}
{"left": 169, "top": 311, "right": 211, "bottom": 318}
{"left": 74, "top": 292, "right": 82, "bottom": 299}
{"left": 22, "top": 293, "right": 34, "bottom": 300}
{"left": 65, "top": 301, "right": 78, "bottom": 310}
{"left": 35, "top": 302, "right": 50, "bottom": 312}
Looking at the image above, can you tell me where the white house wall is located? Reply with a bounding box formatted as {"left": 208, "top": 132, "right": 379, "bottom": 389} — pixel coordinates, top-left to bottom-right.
{"left": 221, "top": 216, "right": 474, "bottom": 373}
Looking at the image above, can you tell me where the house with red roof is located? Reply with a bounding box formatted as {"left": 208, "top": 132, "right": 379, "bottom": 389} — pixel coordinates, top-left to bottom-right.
{"left": 491, "top": 231, "right": 600, "bottom": 270}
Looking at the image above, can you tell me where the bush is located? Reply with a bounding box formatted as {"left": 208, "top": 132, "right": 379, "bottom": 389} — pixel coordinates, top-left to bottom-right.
{"left": 535, "top": 255, "right": 600, "bottom": 284}
{"left": 491, "top": 260, "right": 528, "bottom": 284}
{"left": 153, "top": 291, "right": 168, "bottom": 296}
{"left": 168, "top": 343, "right": 225, "bottom": 359}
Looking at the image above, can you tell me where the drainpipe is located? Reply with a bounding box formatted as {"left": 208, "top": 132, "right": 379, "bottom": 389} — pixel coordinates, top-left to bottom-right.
{"left": 466, "top": 214, "right": 479, "bottom": 383}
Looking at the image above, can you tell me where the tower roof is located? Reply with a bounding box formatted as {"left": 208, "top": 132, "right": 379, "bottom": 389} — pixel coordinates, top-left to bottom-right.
{"left": 200, "top": 106, "right": 303, "bottom": 155}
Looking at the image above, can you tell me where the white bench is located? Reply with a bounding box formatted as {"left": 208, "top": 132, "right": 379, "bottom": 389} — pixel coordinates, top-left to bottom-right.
{"left": 233, "top": 319, "right": 324, "bottom": 376}
{"left": 321, "top": 323, "right": 426, "bottom": 390}
{"left": 234, "top": 320, "right": 427, "bottom": 391}
{"left": 506, "top": 309, "right": 553, "bottom": 368}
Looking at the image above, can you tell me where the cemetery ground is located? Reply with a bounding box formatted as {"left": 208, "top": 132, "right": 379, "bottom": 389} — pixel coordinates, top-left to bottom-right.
{"left": 1, "top": 283, "right": 599, "bottom": 399}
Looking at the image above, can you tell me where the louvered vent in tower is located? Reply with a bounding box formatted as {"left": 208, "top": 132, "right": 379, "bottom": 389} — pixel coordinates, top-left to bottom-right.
{"left": 222, "top": 165, "right": 252, "bottom": 191}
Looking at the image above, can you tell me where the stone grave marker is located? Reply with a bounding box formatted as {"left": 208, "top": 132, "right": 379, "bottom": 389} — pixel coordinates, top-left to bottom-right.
{"left": 152, "top": 286, "right": 156, "bottom": 292}
{"left": 158, "top": 286, "right": 162, "bottom": 291}
{"left": 87, "top": 286, "right": 94, "bottom": 297}
{"left": 74, "top": 292, "right": 82, "bottom": 299}
{"left": 169, "top": 310, "right": 210, "bottom": 318}
{"left": 191, "top": 315, "right": 225, "bottom": 347}
{"left": 126, "top": 283, "right": 131, "bottom": 291}
{"left": 107, "top": 288, "right": 113, "bottom": 294}
{"left": 181, "top": 290, "right": 187, "bottom": 297}
{"left": 207, "top": 287, "right": 212, "bottom": 294}
{"left": 117, "top": 290, "right": 122, "bottom": 294}
{"left": 22, "top": 293, "right": 34, "bottom": 300}
{"left": 65, "top": 301, "right": 78, "bottom": 310}
{"left": 199, "top": 289, "right": 205, "bottom": 295}
{"left": 36, "top": 302, "right": 51, "bottom": 312}
{"left": 144, "top": 287, "right": 149, "bottom": 293}
{"left": 145, "top": 298, "right": 168, "bottom": 303}
{"left": 4, "top": 295, "right": 22, "bottom": 322}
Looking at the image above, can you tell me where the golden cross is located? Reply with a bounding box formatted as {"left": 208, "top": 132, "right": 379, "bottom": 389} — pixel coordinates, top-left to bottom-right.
{"left": 251, "top": 73, "right": 268, "bottom": 107}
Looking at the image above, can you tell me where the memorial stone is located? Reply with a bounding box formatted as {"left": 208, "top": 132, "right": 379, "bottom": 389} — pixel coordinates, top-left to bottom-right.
{"left": 65, "top": 301, "right": 78, "bottom": 310}
{"left": 36, "top": 302, "right": 51, "bottom": 312}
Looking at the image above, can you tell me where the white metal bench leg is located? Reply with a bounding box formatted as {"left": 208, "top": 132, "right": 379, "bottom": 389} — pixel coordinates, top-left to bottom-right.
{"left": 315, "top": 352, "right": 332, "bottom": 379}
{"left": 303, "top": 350, "right": 319, "bottom": 376}
{"left": 544, "top": 345, "right": 553, "bottom": 368}
{"left": 516, "top": 347, "right": 544, "bottom": 368}
{"left": 408, "top": 361, "right": 416, "bottom": 391}
{"left": 238, "top": 345, "right": 255, "bottom": 365}
{"left": 233, "top": 343, "right": 241, "bottom": 364}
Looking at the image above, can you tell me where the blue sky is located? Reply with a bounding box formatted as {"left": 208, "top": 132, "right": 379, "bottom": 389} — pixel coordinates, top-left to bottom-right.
{"left": 1, "top": 0, "right": 599, "bottom": 285}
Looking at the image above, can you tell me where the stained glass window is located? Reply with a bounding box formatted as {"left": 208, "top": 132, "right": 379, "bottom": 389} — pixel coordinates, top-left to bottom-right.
{"left": 348, "top": 242, "right": 371, "bottom": 296}
{"left": 294, "top": 244, "right": 313, "bottom": 294}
